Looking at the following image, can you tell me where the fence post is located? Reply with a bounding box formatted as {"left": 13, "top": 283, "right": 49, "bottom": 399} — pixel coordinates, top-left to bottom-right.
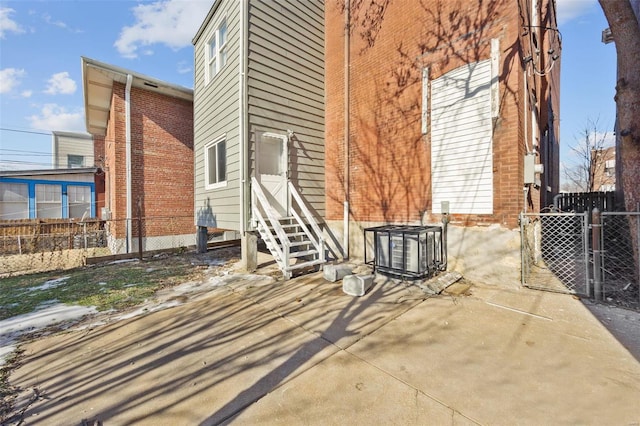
{"left": 592, "top": 208, "right": 602, "bottom": 302}
{"left": 137, "top": 198, "right": 143, "bottom": 260}
{"left": 583, "top": 212, "right": 591, "bottom": 298}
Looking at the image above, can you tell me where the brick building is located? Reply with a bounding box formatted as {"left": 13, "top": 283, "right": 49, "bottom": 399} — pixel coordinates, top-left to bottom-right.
{"left": 324, "top": 0, "right": 561, "bottom": 281}
{"left": 82, "top": 57, "right": 194, "bottom": 253}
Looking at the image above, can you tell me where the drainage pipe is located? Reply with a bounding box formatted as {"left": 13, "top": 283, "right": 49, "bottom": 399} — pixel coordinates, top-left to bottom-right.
{"left": 238, "top": 0, "right": 247, "bottom": 235}
{"left": 343, "top": 0, "right": 350, "bottom": 260}
{"left": 125, "top": 73, "right": 133, "bottom": 253}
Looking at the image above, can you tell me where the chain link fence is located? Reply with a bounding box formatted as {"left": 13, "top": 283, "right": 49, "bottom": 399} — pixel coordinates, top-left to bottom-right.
{"left": 0, "top": 216, "right": 197, "bottom": 277}
{"left": 598, "top": 212, "right": 640, "bottom": 309}
{"left": 521, "top": 212, "right": 590, "bottom": 295}
{"left": 521, "top": 211, "right": 640, "bottom": 310}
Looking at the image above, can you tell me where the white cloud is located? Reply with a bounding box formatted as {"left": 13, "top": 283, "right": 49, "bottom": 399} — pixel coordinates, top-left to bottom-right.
{"left": 44, "top": 72, "right": 77, "bottom": 95}
{"left": 115, "top": 0, "right": 211, "bottom": 59}
{"left": 0, "top": 68, "right": 25, "bottom": 94}
{"left": 556, "top": 0, "right": 597, "bottom": 25}
{"left": 0, "top": 7, "right": 25, "bottom": 38}
{"left": 42, "top": 12, "right": 82, "bottom": 33}
{"left": 21, "top": 90, "right": 33, "bottom": 98}
{"left": 28, "top": 104, "right": 84, "bottom": 132}
{"left": 177, "top": 61, "right": 192, "bottom": 74}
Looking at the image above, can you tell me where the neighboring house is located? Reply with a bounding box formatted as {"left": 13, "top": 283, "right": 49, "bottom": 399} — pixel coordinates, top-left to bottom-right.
{"left": 192, "top": 1, "right": 325, "bottom": 278}
{"left": 81, "top": 57, "right": 194, "bottom": 254}
{"left": 0, "top": 168, "right": 97, "bottom": 220}
{"left": 323, "top": 0, "right": 561, "bottom": 283}
{"left": 52, "top": 131, "right": 94, "bottom": 169}
{"left": 591, "top": 146, "right": 616, "bottom": 192}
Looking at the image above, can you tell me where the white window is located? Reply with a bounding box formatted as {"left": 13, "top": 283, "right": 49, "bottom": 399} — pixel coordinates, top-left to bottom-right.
{"left": 68, "top": 185, "right": 91, "bottom": 218}
{"left": 0, "top": 182, "right": 29, "bottom": 219}
{"left": 36, "top": 184, "right": 62, "bottom": 218}
{"left": 68, "top": 154, "right": 84, "bottom": 168}
{"left": 205, "top": 137, "right": 227, "bottom": 189}
{"left": 205, "top": 18, "right": 228, "bottom": 84}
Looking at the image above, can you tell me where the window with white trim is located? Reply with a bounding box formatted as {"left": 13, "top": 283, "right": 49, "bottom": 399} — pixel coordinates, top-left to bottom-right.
{"left": 68, "top": 154, "right": 84, "bottom": 168}
{"left": 35, "top": 183, "right": 62, "bottom": 218}
{"left": 0, "top": 182, "right": 28, "bottom": 219}
{"left": 205, "top": 18, "right": 228, "bottom": 84}
{"left": 205, "top": 137, "right": 227, "bottom": 189}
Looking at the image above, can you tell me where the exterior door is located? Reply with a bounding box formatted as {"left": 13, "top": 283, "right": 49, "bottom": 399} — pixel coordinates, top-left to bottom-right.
{"left": 257, "top": 132, "right": 288, "bottom": 217}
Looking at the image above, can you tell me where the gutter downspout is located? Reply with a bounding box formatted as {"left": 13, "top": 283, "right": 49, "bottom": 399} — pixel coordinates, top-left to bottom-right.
{"left": 343, "top": 0, "right": 350, "bottom": 260}
{"left": 239, "top": 0, "right": 247, "bottom": 235}
{"left": 125, "top": 73, "right": 133, "bottom": 253}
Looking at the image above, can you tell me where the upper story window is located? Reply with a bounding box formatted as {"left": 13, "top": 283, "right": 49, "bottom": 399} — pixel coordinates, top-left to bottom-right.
{"left": 205, "top": 136, "right": 227, "bottom": 189}
{"left": 68, "top": 154, "right": 84, "bottom": 168}
{"left": 205, "top": 18, "right": 228, "bottom": 85}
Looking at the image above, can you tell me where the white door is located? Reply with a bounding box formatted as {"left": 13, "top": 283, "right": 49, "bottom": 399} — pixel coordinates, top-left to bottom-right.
{"left": 257, "top": 132, "right": 288, "bottom": 217}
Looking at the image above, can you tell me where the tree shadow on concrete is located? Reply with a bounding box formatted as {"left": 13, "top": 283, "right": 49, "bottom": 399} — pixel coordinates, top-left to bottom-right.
{"left": 5, "top": 256, "right": 430, "bottom": 425}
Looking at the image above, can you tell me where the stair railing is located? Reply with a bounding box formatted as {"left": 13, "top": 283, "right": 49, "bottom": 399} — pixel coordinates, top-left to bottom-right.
{"left": 288, "top": 181, "right": 324, "bottom": 260}
{"left": 250, "top": 177, "right": 289, "bottom": 267}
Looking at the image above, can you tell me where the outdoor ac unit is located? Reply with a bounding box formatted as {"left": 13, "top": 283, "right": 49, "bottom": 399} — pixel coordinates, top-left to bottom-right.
{"left": 376, "top": 232, "right": 430, "bottom": 275}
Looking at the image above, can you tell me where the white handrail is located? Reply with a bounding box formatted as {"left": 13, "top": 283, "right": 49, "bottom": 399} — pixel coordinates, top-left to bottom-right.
{"left": 251, "top": 177, "right": 289, "bottom": 264}
{"left": 288, "top": 182, "right": 324, "bottom": 258}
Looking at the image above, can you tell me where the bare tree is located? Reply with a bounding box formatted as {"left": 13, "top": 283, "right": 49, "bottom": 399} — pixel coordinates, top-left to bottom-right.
{"left": 562, "top": 118, "right": 614, "bottom": 192}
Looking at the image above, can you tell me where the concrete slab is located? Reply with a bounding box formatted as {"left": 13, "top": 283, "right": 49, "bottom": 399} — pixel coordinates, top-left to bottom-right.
{"left": 228, "top": 350, "right": 478, "bottom": 425}
{"left": 348, "top": 289, "right": 640, "bottom": 425}
{"left": 8, "top": 288, "right": 340, "bottom": 425}
{"left": 223, "top": 272, "right": 429, "bottom": 349}
{"left": 6, "top": 269, "right": 640, "bottom": 426}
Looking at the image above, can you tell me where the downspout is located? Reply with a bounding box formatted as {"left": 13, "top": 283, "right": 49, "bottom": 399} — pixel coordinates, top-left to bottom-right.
{"left": 343, "top": 0, "right": 350, "bottom": 260}
{"left": 125, "top": 73, "right": 133, "bottom": 253}
{"left": 239, "top": 0, "right": 247, "bottom": 235}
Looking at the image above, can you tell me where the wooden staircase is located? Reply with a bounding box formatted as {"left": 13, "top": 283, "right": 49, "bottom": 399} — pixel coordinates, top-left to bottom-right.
{"left": 251, "top": 177, "right": 325, "bottom": 279}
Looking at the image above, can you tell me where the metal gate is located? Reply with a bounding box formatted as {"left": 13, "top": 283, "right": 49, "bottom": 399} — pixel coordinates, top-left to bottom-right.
{"left": 521, "top": 211, "right": 640, "bottom": 306}
{"left": 520, "top": 212, "right": 590, "bottom": 295}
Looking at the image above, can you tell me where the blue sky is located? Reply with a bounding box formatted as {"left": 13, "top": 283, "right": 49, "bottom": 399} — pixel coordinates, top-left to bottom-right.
{"left": 0, "top": 0, "right": 617, "bottom": 173}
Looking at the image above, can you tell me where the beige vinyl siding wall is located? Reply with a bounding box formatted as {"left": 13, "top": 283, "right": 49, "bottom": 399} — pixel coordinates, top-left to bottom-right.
{"left": 193, "top": 0, "right": 241, "bottom": 230}
{"left": 53, "top": 134, "right": 94, "bottom": 168}
{"left": 247, "top": 0, "right": 325, "bottom": 218}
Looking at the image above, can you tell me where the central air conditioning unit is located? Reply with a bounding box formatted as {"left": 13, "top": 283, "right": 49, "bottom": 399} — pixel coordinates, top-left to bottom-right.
{"left": 364, "top": 225, "right": 444, "bottom": 280}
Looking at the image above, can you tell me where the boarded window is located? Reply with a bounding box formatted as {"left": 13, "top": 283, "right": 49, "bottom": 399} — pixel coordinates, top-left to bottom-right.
{"left": 430, "top": 60, "right": 493, "bottom": 214}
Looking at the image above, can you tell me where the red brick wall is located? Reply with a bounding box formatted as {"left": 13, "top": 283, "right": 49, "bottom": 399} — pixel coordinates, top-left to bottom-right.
{"left": 103, "top": 82, "right": 194, "bottom": 238}
{"left": 326, "top": 0, "right": 558, "bottom": 228}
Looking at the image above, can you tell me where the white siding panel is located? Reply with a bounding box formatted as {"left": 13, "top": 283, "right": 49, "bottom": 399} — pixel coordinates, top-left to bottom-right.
{"left": 431, "top": 60, "right": 493, "bottom": 214}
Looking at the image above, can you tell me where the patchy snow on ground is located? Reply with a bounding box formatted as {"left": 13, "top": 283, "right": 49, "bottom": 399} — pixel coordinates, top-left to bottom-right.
{"left": 0, "top": 253, "right": 245, "bottom": 366}
{"left": 0, "top": 302, "right": 97, "bottom": 366}
{"left": 26, "top": 276, "right": 70, "bottom": 292}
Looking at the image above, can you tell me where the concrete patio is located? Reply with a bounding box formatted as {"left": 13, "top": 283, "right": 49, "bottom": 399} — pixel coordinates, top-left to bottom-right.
{"left": 5, "top": 263, "right": 640, "bottom": 425}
